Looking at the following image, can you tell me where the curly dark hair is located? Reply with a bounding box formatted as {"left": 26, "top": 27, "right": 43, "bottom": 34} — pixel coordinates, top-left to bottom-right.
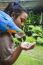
{"left": 4, "top": 2, "right": 27, "bottom": 18}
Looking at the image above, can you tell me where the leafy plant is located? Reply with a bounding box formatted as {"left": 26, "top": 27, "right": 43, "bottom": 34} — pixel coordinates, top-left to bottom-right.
{"left": 24, "top": 12, "right": 41, "bottom": 34}
{"left": 12, "top": 37, "right": 21, "bottom": 46}
{"left": 36, "top": 37, "right": 43, "bottom": 45}
{"left": 26, "top": 36, "right": 36, "bottom": 43}
{"left": 32, "top": 26, "right": 42, "bottom": 34}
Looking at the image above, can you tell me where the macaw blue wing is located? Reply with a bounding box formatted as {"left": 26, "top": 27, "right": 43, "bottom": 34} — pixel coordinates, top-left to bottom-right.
{"left": 0, "top": 10, "right": 23, "bottom": 33}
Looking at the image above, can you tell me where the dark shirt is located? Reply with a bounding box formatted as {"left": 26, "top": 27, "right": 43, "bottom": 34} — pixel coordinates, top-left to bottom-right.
{"left": 0, "top": 35, "right": 16, "bottom": 61}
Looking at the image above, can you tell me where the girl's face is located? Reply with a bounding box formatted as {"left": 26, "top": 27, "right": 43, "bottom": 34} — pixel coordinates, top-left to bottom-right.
{"left": 14, "top": 12, "right": 28, "bottom": 27}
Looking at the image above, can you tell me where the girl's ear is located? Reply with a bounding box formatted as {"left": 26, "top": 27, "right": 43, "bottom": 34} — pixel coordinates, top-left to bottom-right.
{"left": 11, "top": 12, "right": 15, "bottom": 17}
{"left": 11, "top": 12, "right": 18, "bottom": 19}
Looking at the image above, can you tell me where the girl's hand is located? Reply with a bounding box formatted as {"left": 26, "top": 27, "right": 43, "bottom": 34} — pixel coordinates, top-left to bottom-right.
{"left": 20, "top": 42, "right": 36, "bottom": 50}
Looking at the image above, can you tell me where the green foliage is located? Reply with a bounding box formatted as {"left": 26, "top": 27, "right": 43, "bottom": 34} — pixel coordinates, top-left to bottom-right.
{"left": 24, "top": 12, "right": 41, "bottom": 34}
{"left": 32, "top": 26, "right": 42, "bottom": 34}
{"left": 26, "top": 36, "right": 36, "bottom": 43}
{"left": 36, "top": 37, "right": 43, "bottom": 45}
{"left": 28, "top": 12, "right": 40, "bottom": 25}
{"left": 23, "top": 12, "right": 43, "bottom": 45}
{"left": 28, "top": 25, "right": 34, "bottom": 30}
{"left": 32, "top": 33, "right": 39, "bottom": 39}
{"left": 12, "top": 38, "right": 21, "bottom": 46}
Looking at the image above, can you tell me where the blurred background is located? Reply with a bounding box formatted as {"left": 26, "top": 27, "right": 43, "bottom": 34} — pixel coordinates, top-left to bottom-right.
{"left": 0, "top": 0, "right": 43, "bottom": 10}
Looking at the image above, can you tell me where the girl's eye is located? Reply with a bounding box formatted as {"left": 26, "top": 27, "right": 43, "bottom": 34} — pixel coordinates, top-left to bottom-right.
{"left": 21, "top": 18, "right": 25, "bottom": 23}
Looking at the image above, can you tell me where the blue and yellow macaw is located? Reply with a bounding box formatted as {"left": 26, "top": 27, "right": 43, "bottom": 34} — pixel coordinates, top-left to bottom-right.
{"left": 0, "top": 10, "right": 23, "bottom": 34}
